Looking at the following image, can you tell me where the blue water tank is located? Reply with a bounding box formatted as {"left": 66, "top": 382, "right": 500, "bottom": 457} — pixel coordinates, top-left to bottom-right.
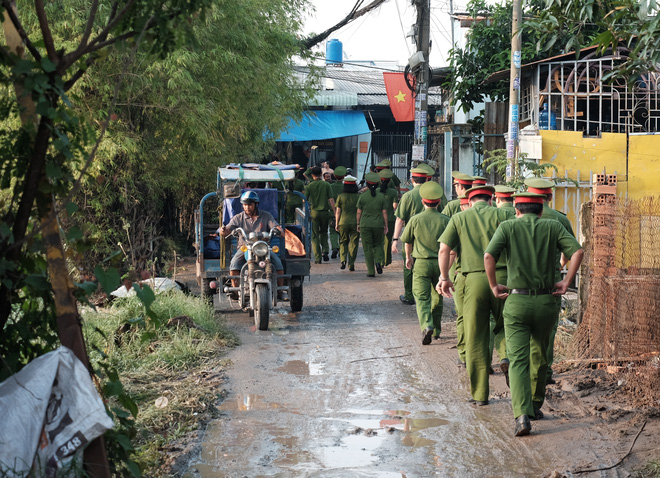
{"left": 539, "top": 103, "right": 557, "bottom": 130}
{"left": 326, "top": 39, "right": 343, "bottom": 66}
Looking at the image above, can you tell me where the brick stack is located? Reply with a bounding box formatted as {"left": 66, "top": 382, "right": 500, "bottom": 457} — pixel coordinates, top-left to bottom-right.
{"left": 592, "top": 173, "right": 617, "bottom": 276}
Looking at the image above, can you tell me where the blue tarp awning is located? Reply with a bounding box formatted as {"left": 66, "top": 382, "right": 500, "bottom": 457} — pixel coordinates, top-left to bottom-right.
{"left": 275, "top": 110, "right": 370, "bottom": 142}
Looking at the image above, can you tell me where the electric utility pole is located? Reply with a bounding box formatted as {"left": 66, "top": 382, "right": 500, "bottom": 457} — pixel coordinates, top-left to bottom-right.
{"left": 412, "top": 0, "right": 430, "bottom": 164}
{"left": 506, "top": 0, "right": 522, "bottom": 181}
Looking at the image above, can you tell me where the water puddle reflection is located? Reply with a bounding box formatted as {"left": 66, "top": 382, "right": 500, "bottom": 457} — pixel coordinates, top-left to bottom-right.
{"left": 314, "top": 409, "right": 448, "bottom": 470}
{"left": 217, "top": 393, "right": 291, "bottom": 412}
{"left": 276, "top": 359, "right": 325, "bottom": 375}
{"left": 192, "top": 404, "right": 448, "bottom": 475}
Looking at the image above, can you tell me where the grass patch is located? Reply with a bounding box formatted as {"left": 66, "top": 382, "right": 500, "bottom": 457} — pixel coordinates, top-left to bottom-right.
{"left": 637, "top": 460, "right": 660, "bottom": 478}
{"left": 82, "top": 290, "right": 238, "bottom": 476}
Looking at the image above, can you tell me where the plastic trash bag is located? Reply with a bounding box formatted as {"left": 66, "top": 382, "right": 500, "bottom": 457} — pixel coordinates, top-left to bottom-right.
{"left": 0, "top": 346, "right": 114, "bottom": 477}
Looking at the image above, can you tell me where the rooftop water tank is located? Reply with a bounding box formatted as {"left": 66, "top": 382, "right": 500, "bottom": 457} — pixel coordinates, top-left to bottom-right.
{"left": 326, "top": 39, "right": 343, "bottom": 66}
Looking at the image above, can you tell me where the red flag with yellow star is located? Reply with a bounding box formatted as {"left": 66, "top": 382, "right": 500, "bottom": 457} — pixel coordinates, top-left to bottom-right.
{"left": 383, "top": 72, "right": 414, "bottom": 122}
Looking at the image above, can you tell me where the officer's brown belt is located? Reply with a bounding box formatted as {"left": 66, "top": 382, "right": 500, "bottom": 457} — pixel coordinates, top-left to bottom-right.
{"left": 510, "top": 288, "right": 552, "bottom": 295}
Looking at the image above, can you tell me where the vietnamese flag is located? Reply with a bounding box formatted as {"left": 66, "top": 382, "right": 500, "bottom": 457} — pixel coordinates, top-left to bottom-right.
{"left": 383, "top": 72, "right": 414, "bottom": 122}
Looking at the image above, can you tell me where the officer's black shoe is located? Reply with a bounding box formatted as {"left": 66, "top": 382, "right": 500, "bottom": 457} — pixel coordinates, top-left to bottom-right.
{"left": 367, "top": 274, "right": 375, "bottom": 277}
{"left": 433, "top": 334, "right": 441, "bottom": 340}
{"left": 331, "top": 249, "right": 339, "bottom": 259}
{"left": 500, "top": 358, "right": 510, "bottom": 388}
{"left": 468, "top": 398, "right": 489, "bottom": 406}
{"left": 422, "top": 327, "right": 434, "bottom": 345}
{"left": 488, "top": 366, "right": 495, "bottom": 375}
{"left": 323, "top": 252, "right": 329, "bottom": 262}
{"left": 399, "top": 295, "right": 415, "bottom": 305}
{"left": 375, "top": 263, "right": 383, "bottom": 274}
{"left": 349, "top": 264, "right": 355, "bottom": 271}
{"left": 340, "top": 261, "right": 346, "bottom": 270}
{"left": 514, "top": 415, "right": 532, "bottom": 437}
{"left": 531, "top": 408, "right": 544, "bottom": 420}
{"left": 546, "top": 377, "right": 557, "bottom": 385}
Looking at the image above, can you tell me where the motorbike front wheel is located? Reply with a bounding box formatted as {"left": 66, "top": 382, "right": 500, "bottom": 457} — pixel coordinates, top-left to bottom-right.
{"left": 254, "top": 283, "right": 270, "bottom": 331}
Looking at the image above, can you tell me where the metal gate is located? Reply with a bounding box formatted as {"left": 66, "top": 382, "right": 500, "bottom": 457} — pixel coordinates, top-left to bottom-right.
{"left": 370, "top": 133, "right": 413, "bottom": 181}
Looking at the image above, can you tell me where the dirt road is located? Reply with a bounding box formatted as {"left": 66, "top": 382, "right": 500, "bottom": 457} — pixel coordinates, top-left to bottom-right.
{"left": 181, "top": 255, "right": 659, "bottom": 477}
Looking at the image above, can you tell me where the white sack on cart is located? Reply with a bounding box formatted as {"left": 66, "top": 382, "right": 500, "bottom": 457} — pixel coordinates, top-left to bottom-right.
{"left": 0, "top": 346, "right": 114, "bottom": 477}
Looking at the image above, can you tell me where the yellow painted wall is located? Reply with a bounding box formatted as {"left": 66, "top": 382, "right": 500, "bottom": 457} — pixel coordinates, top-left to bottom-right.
{"left": 535, "top": 130, "right": 660, "bottom": 235}
{"left": 538, "top": 131, "right": 628, "bottom": 235}
{"left": 628, "top": 135, "right": 660, "bottom": 200}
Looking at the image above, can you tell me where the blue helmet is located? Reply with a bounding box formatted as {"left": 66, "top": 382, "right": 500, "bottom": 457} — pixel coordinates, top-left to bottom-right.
{"left": 240, "top": 190, "right": 260, "bottom": 204}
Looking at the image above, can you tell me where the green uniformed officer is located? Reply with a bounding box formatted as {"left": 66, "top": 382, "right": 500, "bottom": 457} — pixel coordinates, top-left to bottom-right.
{"left": 304, "top": 166, "right": 336, "bottom": 263}
{"left": 282, "top": 169, "right": 306, "bottom": 223}
{"left": 441, "top": 171, "right": 474, "bottom": 217}
{"left": 400, "top": 181, "right": 450, "bottom": 344}
{"left": 328, "top": 166, "right": 347, "bottom": 259}
{"left": 494, "top": 185, "right": 516, "bottom": 211}
{"left": 484, "top": 192, "right": 583, "bottom": 436}
{"left": 375, "top": 159, "right": 401, "bottom": 195}
{"left": 525, "top": 177, "right": 576, "bottom": 386}
{"left": 357, "top": 172, "right": 388, "bottom": 277}
{"left": 303, "top": 167, "right": 313, "bottom": 183}
{"left": 452, "top": 194, "right": 471, "bottom": 365}
{"left": 438, "top": 185, "right": 514, "bottom": 405}
{"left": 391, "top": 166, "right": 431, "bottom": 304}
{"left": 334, "top": 175, "right": 360, "bottom": 271}
{"left": 415, "top": 162, "right": 448, "bottom": 210}
{"left": 379, "top": 168, "right": 399, "bottom": 267}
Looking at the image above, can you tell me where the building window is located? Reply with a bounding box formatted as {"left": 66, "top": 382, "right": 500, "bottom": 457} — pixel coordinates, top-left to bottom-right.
{"left": 536, "top": 54, "right": 660, "bottom": 135}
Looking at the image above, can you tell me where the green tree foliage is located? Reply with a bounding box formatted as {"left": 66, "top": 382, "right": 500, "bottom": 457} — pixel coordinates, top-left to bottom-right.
{"left": 446, "top": 0, "right": 574, "bottom": 115}
{"left": 525, "top": 0, "right": 660, "bottom": 80}
{"left": 1, "top": 0, "right": 314, "bottom": 472}
{"left": 481, "top": 149, "right": 558, "bottom": 190}
{"left": 66, "top": 0, "right": 317, "bottom": 273}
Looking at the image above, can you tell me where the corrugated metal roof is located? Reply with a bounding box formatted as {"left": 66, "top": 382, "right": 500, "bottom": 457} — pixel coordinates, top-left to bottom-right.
{"left": 486, "top": 44, "right": 601, "bottom": 83}
{"left": 295, "top": 66, "right": 444, "bottom": 107}
{"left": 309, "top": 91, "right": 359, "bottom": 107}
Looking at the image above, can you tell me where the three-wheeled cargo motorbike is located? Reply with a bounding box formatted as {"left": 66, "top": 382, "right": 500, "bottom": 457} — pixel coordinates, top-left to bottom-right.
{"left": 194, "top": 165, "right": 311, "bottom": 330}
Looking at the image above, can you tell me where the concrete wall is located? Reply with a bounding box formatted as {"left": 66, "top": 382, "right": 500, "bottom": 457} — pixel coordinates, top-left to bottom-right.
{"left": 538, "top": 130, "right": 660, "bottom": 236}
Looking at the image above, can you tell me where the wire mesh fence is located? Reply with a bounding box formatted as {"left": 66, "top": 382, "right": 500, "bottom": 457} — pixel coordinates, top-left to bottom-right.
{"left": 576, "top": 195, "right": 660, "bottom": 363}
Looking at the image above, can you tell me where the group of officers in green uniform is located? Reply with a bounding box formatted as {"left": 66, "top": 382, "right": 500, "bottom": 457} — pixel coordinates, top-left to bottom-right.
{"left": 287, "top": 158, "right": 584, "bottom": 437}
{"left": 392, "top": 166, "right": 583, "bottom": 437}
{"left": 301, "top": 160, "right": 402, "bottom": 277}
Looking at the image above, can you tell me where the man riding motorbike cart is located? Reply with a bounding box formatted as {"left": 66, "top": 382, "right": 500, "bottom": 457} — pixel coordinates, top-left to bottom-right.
{"left": 218, "top": 191, "right": 286, "bottom": 300}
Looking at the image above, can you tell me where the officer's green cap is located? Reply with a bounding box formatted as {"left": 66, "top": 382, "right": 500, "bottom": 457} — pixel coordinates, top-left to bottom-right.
{"left": 465, "top": 185, "right": 495, "bottom": 199}
{"left": 410, "top": 166, "right": 429, "bottom": 177}
{"left": 334, "top": 166, "right": 347, "bottom": 177}
{"left": 416, "top": 163, "right": 435, "bottom": 176}
{"left": 376, "top": 159, "right": 392, "bottom": 168}
{"left": 494, "top": 185, "right": 516, "bottom": 197}
{"left": 452, "top": 171, "right": 474, "bottom": 182}
{"left": 524, "top": 177, "right": 554, "bottom": 194}
{"left": 365, "top": 172, "right": 381, "bottom": 184}
{"left": 513, "top": 192, "right": 545, "bottom": 204}
{"left": 419, "top": 181, "right": 444, "bottom": 201}
{"left": 343, "top": 175, "right": 357, "bottom": 184}
{"left": 378, "top": 169, "right": 393, "bottom": 179}
{"left": 471, "top": 175, "right": 487, "bottom": 185}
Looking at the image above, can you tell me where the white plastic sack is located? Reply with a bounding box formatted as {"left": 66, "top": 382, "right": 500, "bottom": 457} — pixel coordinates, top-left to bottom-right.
{"left": 0, "top": 346, "right": 114, "bottom": 477}
{"left": 110, "top": 277, "right": 182, "bottom": 298}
